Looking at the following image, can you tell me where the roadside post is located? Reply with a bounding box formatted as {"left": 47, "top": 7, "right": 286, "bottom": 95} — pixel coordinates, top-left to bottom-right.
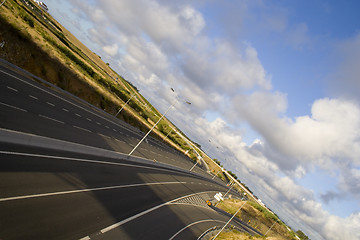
{"left": 212, "top": 201, "right": 247, "bottom": 240}
{"left": 115, "top": 93, "right": 136, "bottom": 117}
{"left": 128, "top": 89, "right": 191, "bottom": 156}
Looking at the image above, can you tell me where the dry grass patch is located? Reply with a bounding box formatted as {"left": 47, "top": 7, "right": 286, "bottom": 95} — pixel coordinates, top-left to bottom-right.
{"left": 216, "top": 199, "right": 297, "bottom": 240}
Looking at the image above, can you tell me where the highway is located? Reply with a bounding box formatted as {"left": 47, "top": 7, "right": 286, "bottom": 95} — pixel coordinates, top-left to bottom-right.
{"left": 0, "top": 61, "right": 256, "bottom": 239}
{"left": 0, "top": 61, "right": 205, "bottom": 174}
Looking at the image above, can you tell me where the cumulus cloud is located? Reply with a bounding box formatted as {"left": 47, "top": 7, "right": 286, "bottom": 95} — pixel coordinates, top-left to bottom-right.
{"left": 198, "top": 93, "right": 360, "bottom": 240}
{"left": 236, "top": 96, "right": 360, "bottom": 168}
{"left": 102, "top": 44, "right": 119, "bottom": 57}
{"left": 70, "top": 0, "right": 271, "bottom": 107}
{"left": 54, "top": 1, "right": 360, "bottom": 239}
{"left": 323, "top": 213, "right": 360, "bottom": 240}
{"left": 284, "top": 98, "right": 360, "bottom": 162}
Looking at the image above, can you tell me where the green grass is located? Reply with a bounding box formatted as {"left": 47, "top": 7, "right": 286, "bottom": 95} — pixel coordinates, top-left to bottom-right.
{"left": 248, "top": 202, "right": 279, "bottom": 222}
{"left": 4, "top": 0, "right": 198, "bottom": 157}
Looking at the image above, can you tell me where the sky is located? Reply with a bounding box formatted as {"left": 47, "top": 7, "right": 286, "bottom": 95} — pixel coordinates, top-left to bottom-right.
{"left": 44, "top": 1, "right": 360, "bottom": 239}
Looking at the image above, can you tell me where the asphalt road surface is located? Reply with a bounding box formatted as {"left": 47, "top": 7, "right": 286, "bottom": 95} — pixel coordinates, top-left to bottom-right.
{"left": 0, "top": 61, "right": 254, "bottom": 239}
{"left": 0, "top": 62, "right": 209, "bottom": 174}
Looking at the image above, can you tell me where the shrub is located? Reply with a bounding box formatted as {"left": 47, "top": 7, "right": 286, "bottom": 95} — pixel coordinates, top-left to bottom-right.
{"left": 23, "top": 14, "right": 34, "bottom": 27}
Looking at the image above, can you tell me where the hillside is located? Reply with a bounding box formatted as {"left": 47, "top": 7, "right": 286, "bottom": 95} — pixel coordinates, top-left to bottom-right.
{"left": 0, "top": 1, "right": 312, "bottom": 239}
{"left": 0, "top": 0, "right": 200, "bottom": 158}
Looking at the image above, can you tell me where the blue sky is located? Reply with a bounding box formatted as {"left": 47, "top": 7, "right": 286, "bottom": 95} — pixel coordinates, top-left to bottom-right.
{"left": 44, "top": 1, "right": 360, "bottom": 239}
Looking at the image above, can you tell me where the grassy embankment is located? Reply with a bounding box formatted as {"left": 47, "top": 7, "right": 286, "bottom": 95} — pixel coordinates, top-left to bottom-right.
{"left": 0, "top": 0, "right": 203, "bottom": 161}
{"left": 215, "top": 199, "right": 299, "bottom": 240}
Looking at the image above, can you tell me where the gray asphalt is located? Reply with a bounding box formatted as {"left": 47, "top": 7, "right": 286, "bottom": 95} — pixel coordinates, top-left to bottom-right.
{"left": 0, "top": 62, "right": 207, "bottom": 175}
{"left": 0, "top": 61, "right": 251, "bottom": 239}
{"left": 0, "top": 143, "right": 231, "bottom": 239}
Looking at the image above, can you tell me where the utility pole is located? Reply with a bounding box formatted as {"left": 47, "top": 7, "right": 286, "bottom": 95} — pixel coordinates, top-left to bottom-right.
{"left": 115, "top": 93, "right": 136, "bottom": 117}
{"left": 162, "top": 127, "right": 174, "bottom": 143}
{"left": 265, "top": 219, "right": 279, "bottom": 236}
{"left": 213, "top": 201, "right": 247, "bottom": 240}
{"left": 223, "top": 182, "right": 234, "bottom": 198}
{"left": 128, "top": 99, "right": 191, "bottom": 156}
{"left": 128, "top": 103, "right": 174, "bottom": 156}
{"left": 212, "top": 168, "right": 223, "bottom": 179}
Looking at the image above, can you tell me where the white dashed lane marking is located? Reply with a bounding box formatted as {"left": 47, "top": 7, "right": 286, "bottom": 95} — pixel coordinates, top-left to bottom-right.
{"left": 29, "top": 95, "right": 38, "bottom": 100}
{"left": 62, "top": 108, "right": 69, "bottom": 112}
{"left": 46, "top": 102, "right": 55, "bottom": 107}
{"left": 0, "top": 181, "right": 185, "bottom": 202}
{"left": 39, "top": 114, "right": 64, "bottom": 124}
{"left": 73, "top": 125, "right": 91, "bottom": 132}
{"left": 7, "top": 86, "right": 18, "bottom": 92}
{"left": 115, "top": 139, "right": 125, "bottom": 143}
{"left": 98, "top": 133, "right": 111, "bottom": 139}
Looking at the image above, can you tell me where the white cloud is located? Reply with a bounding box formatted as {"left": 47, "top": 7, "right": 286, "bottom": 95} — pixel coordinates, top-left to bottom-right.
{"left": 323, "top": 213, "right": 360, "bottom": 240}
{"left": 102, "top": 44, "right": 119, "bottom": 57}
{"left": 294, "top": 165, "right": 306, "bottom": 179}
{"left": 51, "top": 1, "right": 360, "bottom": 239}
{"left": 235, "top": 96, "right": 360, "bottom": 168}
{"left": 280, "top": 98, "right": 360, "bottom": 163}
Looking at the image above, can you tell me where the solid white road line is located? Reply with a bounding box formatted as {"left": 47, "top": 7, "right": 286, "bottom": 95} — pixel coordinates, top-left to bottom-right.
{"left": 0, "top": 182, "right": 186, "bottom": 202}
{"left": 169, "top": 219, "right": 226, "bottom": 240}
{"left": 0, "top": 102, "right": 27, "bottom": 112}
{"left": 39, "top": 114, "right": 64, "bottom": 124}
{"left": 0, "top": 151, "right": 183, "bottom": 175}
{"left": 97, "top": 191, "right": 216, "bottom": 235}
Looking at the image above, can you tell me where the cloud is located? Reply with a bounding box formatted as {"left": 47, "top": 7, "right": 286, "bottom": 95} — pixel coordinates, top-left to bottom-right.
{"left": 339, "top": 167, "right": 360, "bottom": 197}
{"left": 102, "top": 44, "right": 119, "bottom": 57}
{"left": 320, "top": 190, "right": 341, "bottom": 204}
{"left": 323, "top": 213, "right": 360, "bottom": 240}
{"left": 182, "top": 41, "right": 272, "bottom": 95}
{"left": 235, "top": 96, "right": 360, "bottom": 168}
{"left": 55, "top": 1, "right": 360, "bottom": 239}
{"left": 69, "top": 0, "right": 273, "bottom": 120}
{"left": 330, "top": 33, "right": 360, "bottom": 102}
{"left": 285, "top": 23, "right": 311, "bottom": 49}
{"left": 285, "top": 98, "right": 360, "bottom": 162}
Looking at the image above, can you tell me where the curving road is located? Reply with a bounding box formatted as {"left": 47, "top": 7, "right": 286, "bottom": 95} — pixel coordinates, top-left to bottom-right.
{"left": 0, "top": 61, "right": 205, "bottom": 174}
{"left": 0, "top": 61, "right": 255, "bottom": 239}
